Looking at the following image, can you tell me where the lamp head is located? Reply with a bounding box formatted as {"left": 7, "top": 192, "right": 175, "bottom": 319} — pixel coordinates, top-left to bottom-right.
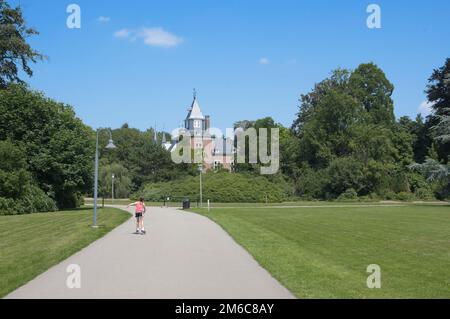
{"left": 105, "top": 139, "right": 116, "bottom": 149}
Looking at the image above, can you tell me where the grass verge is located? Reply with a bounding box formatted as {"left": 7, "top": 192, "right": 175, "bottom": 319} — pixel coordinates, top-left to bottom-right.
{"left": 191, "top": 204, "right": 450, "bottom": 298}
{"left": 0, "top": 207, "right": 130, "bottom": 298}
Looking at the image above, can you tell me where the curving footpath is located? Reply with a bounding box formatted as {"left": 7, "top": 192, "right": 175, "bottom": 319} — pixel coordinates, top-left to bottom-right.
{"left": 6, "top": 206, "right": 294, "bottom": 299}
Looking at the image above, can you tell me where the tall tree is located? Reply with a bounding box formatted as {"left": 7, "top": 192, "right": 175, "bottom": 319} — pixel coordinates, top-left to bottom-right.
{"left": 433, "top": 107, "right": 450, "bottom": 144}
{"left": 99, "top": 126, "right": 188, "bottom": 192}
{"left": 425, "top": 58, "right": 450, "bottom": 161}
{"left": 0, "top": 140, "right": 30, "bottom": 199}
{"left": 349, "top": 63, "right": 395, "bottom": 126}
{"left": 408, "top": 59, "right": 450, "bottom": 198}
{"left": 0, "top": 0, "right": 44, "bottom": 88}
{"left": 290, "top": 63, "right": 428, "bottom": 199}
{"left": 99, "top": 162, "right": 132, "bottom": 199}
{"left": 0, "top": 85, "right": 94, "bottom": 208}
{"left": 292, "top": 69, "right": 350, "bottom": 137}
{"left": 426, "top": 58, "right": 450, "bottom": 116}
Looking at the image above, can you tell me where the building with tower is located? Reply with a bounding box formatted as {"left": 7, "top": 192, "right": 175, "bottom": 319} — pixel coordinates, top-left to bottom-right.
{"left": 164, "top": 92, "right": 234, "bottom": 171}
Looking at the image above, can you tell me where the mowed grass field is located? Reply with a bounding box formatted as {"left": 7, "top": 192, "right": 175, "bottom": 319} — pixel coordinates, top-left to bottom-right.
{"left": 0, "top": 207, "right": 130, "bottom": 298}
{"left": 85, "top": 198, "right": 445, "bottom": 208}
{"left": 192, "top": 204, "right": 450, "bottom": 298}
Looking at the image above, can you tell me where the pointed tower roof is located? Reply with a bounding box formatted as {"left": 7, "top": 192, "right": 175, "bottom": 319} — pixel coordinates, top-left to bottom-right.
{"left": 186, "top": 90, "right": 205, "bottom": 120}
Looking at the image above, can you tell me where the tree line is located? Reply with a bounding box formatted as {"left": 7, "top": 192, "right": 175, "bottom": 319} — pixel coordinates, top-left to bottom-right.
{"left": 286, "top": 61, "right": 449, "bottom": 200}
{"left": 0, "top": 0, "right": 448, "bottom": 214}
{"left": 233, "top": 62, "right": 449, "bottom": 201}
{"left": 135, "top": 60, "right": 449, "bottom": 202}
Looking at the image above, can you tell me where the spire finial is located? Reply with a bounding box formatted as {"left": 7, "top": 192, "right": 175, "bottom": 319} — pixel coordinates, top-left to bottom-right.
{"left": 193, "top": 88, "right": 197, "bottom": 100}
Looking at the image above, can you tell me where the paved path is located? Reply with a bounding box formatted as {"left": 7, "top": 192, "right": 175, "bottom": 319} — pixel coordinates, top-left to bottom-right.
{"left": 6, "top": 206, "right": 294, "bottom": 299}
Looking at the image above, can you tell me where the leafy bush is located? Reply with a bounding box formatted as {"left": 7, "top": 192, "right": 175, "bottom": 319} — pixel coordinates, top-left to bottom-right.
{"left": 407, "top": 172, "right": 431, "bottom": 193}
{"left": 0, "top": 85, "right": 94, "bottom": 209}
{"left": 0, "top": 140, "right": 57, "bottom": 215}
{"left": 383, "top": 191, "right": 397, "bottom": 200}
{"left": 337, "top": 188, "right": 358, "bottom": 201}
{"left": 295, "top": 167, "right": 329, "bottom": 199}
{"left": 390, "top": 171, "right": 410, "bottom": 193}
{"left": 0, "top": 197, "right": 19, "bottom": 215}
{"left": 414, "top": 187, "right": 435, "bottom": 201}
{"left": 0, "top": 185, "right": 56, "bottom": 215}
{"left": 139, "top": 172, "right": 291, "bottom": 203}
{"left": 0, "top": 140, "right": 31, "bottom": 198}
{"left": 361, "top": 161, "right": 396, "bottom": 196}
{"left": 327, "top": 157, "right": 364, "bottom": 197}
{"left": 395, "top": 192, "right": 416, "bottom": 201}
{"left": 432, "top": 180, "right": 450, "bottom": 200}
{"left": 19, "top": 185, "right": 57, "bottom": 213}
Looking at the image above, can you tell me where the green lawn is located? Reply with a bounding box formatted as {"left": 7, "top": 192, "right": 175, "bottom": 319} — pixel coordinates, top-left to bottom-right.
{"left": 84, "top": 198, "right": 448, "bottom": 209}
{"left": 0, "top": 207, "right": 130, "bottom": 298}
{"left": 202, "top": 201, "right": 447, "bottom": 208}
{"left": 191, "top": 204, "right": 450, "bottom": 298}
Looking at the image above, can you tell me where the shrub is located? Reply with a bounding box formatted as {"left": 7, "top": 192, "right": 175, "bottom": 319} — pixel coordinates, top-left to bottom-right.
{"left": 407, "top": 172, "right": 431, "bottom": 193}
{"left": 414, "top": 187, "right": 435, "bottom": 201}
{"left": 432, "top": 180, "right": 450, "bottom": 200}
{"left": 295, "top": 167, "right": 329, "bottom": 199}
{"left": 0, "top": 140, "right": 31, "bottom": 199}
{"left": 0, "top": 197, "right": 19, "bottom": 215}
{"left": 327, "top": 157, "right": 364, "bottom": 197}
{"left": 0, "top": 85, "right": 94, "bottom": 209}
{"left": 395, "top": 192, "right": 415, "bottom": 201}
{"left": 383, "top": 191, "right": 397, "bottom": 200}
{"left": 20, "top": 185, "right": 57, "bottom": 213}
{"left": 0, "top": 185, "right": 56, "bottom": 215}
{"left": 337, "top": 188, "right": 358, "bottom": 201}
{"left": 139, "top": 172, "right": 291, "bottom": 203}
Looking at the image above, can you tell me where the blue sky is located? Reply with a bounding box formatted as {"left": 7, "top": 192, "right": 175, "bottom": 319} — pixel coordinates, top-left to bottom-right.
{"left": 11, "top": 0, "right": 450, "bottom": 132}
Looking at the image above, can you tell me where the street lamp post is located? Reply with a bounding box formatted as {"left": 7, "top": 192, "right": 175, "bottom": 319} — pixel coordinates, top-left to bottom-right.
{"left": 198, "top": 164, "right": 203, "bottom": 208}
{"left": 111, "top": 173, "right": 115, "bottom": 204}
{"left": 93, "top": 129, "right": 116, "bottom": 228}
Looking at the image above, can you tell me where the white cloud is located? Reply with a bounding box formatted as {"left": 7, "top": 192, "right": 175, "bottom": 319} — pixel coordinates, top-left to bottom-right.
{"left": 113, "top": 27, "right": 182, "bottom": 48}
{"left": 113, "top": 28, "right": 130, "bottom": 38}
{"left": 139, "top": 27, "right": 183, "bottom": 47}
{"left": 98, "top": 16, "right": 111, "bottom": 23}
{"left": 259, "top": 57, "right": 269, "bottom": 65}
{"left": 418, "top": 101, "right": 434, "bottom": 116}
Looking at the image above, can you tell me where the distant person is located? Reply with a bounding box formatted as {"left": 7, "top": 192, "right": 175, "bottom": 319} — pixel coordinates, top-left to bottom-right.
{"left": 127, "top": 198, "right": 146, "bottom": 235}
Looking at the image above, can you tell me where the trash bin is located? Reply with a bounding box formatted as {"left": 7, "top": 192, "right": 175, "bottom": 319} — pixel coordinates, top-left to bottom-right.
{"left": 182, "top": 198, "right": 190, "bottom": 209}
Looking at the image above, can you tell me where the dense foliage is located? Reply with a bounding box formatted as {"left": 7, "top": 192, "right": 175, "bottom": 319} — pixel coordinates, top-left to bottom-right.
{"left": 0, "top": 85, "right": 94, "bottom": 213}
{"left": 409, "top": 58, "right": 450, "bottom": 197}
{"left": 134, "top": 61, "right": 449, "bottom": 202}
{"left": 139, "top": 171, "right": 290, "bottom": 203}
{"left": 0, "top": 140, "right": 56, "bottom": 214}
{"left": 0, "top": 0, "right": 44, "bottom": 88}
{"left": 97, "top": 124, "right": 197, "bottom": 197}
{"left": 282, "top": 62, "right": 448, "bottom": 200}
{"left": 0, "top": 0, "right": 448, "bottom": 208}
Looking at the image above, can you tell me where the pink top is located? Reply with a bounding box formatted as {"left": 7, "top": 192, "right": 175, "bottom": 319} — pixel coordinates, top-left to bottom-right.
{"left": 135, "top": 202, "right": 145, "bottom": 213}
